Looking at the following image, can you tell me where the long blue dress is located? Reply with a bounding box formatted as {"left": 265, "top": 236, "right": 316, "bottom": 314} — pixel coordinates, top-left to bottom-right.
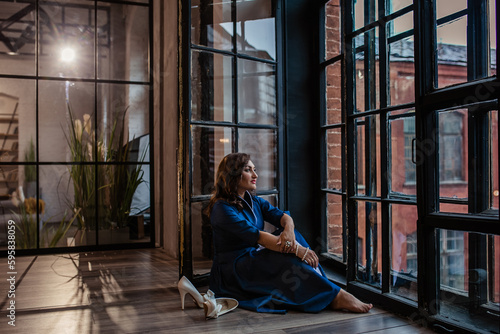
{"left": 209, "top": 191, "right": 341, "bottom": 314}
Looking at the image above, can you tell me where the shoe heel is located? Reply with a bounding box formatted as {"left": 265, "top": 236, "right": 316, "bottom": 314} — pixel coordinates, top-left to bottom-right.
{"left": 180, "top": 290, "right": 187, "bottom": 310}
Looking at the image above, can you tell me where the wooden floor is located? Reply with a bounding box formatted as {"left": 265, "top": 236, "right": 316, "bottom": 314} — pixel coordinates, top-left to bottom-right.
{"left": 0, "top": 248, "right": 435, "bottom": 333}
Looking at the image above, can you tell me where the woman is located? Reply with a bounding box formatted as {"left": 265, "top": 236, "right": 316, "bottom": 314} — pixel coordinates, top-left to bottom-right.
{"left": 206, "top": 152, "right": 372, "bottom": 314}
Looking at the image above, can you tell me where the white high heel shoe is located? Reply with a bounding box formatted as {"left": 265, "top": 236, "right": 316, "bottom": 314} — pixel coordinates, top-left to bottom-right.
{"left": 203, "top": 290, "right": 239, "bottom": 319}
{"left": 178, "top": 276, "right": 204, "bottom": 309}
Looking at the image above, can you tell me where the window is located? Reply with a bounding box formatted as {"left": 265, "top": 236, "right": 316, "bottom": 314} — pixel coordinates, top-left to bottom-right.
{"left": 320, "top": 0, "right": 498, "bottom": 332}
{"left": 0, "top": 0, "right": 153, "bottom": 252}
{"left": 184, "top": 0, "right": 282, "bottom": 278}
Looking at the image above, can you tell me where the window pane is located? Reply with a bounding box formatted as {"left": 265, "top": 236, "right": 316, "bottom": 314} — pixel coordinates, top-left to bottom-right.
{"left": 489, "top": 0, "right": 496, "bottom": 76}
{"left": 325, "top": 0, "right": 341, "bottom": 60}
{"left": 325, "top": 62, "right": 342, "bottom": 125}
{"left": 41, "top": 164, "right": 95, "bottom": 247}
{"left": 97, "top": 3, "right": 149, "bottom": 81}
{"left": 439, "top": 229, "right": 466, "bottom": 290}
{"left": 39, "top": 0, "right": 95, "bottom": 79}
{"left": 97, "top": 83, "right": 149, "bottom": 162}
{"left": 97, "top": 163, "right": 149, "bottom": 244}
{"left": 327, "top": 193, "right": 344, "bottom": 261}
{"left": 238, "top": 128, "right": 276, "bottom": 191}
{"left": 491, "top": 110, "right": 498, "bottom": 210}
{"left": 436, "top": 13, "right": 467, "bottom": 88}
{"left": 326, "top": 128, "right": 342, "bottom": 190}
{"left": 191, "top": 50, "right": 233, "bottom": 122}
{"left": 0, "top": 1, "right": 36, "bottom": 75}
{"left": 0, "top": 79, "right": 36, "bottom": 164}
{"left": 391, "top": 204, "right": 418, "bottom": 301}
{"left": 438, "top": 230, "right": 500, "bottom": 333}
{"left": 436, "top": 0, "right": 466, "bottom": 20}
{"left": 191, "top": 0, "right": 233, "bottom": 51}
{"left": 192, "top": 201, "right": 213, "bottom": 276}
{"left": 389, "top": 35, "right": 415, "bottom": 106}
{"left": 355, "top": 115, "right": 380, "bottom": 197}
{"left": 354, "top": 29, "right": 379, "bottom": 113}
{"left": 354, "top": 0, "right": 378, "bottom": 31}
{"left": 438, "top": 109, "right": 468, "bottom": 212}
{"left": 191, "top": 126, "right": 233, "bottom": 196}
{"left": 39, "top": 80, "right": 95, "bottom": 162}
{"left": 357, "top": 200, "right": 382, "bottom": 288}
{"left": 388, "top": 0, "right": 413, "bottom": 14}
{"left": 236, "top": 0, "right": 275, "bottom": 61}
{"left": 389, "top": 111, "right": 416, "bottom": 196}
{"left": 237, "top": 58, "right": 276, "bottom": 125}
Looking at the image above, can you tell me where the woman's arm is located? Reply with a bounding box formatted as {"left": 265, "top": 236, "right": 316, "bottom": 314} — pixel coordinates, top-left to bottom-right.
{"left": 257, "top": 230, "right": 319, "bottom": 268}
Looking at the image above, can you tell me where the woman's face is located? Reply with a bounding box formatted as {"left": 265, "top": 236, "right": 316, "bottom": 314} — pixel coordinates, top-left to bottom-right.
{"left": 237, "top": 160, "right": 258, "bottom": 196}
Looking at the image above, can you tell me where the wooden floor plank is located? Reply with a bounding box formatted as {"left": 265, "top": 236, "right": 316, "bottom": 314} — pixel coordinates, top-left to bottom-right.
{"left": 0, "top": 249, "right": 434, "bottom": 333}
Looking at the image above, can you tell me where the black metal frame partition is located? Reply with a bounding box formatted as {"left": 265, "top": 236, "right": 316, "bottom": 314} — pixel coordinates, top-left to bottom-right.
{"left": 179, "top": 0, "right": 285, "bottom": 281}
{"left": 320, "top": 0, "right": 499, "bottom": 332}
{"left": 0, "top": 0, "right": 155, "bottom": 256}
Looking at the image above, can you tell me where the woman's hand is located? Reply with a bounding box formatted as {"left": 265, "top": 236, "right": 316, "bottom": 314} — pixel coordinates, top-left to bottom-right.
{"left": 277, "top": 214, "right": 296, "bottom": 253}
{"left": 297, "top": 246, "right": 319, "bottom": 268}
{"left": 277, "top": 229, "right": 296, "bottom": 253}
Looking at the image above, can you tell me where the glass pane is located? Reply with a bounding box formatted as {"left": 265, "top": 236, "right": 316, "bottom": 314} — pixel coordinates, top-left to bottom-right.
{"left": 97, "top": 83, "right": 149, "bottom": 162}
{"left": 325, "top": 62, "right": 342, "bottom": 125}
{"left": 354, "top": 0, "right": 378, "bottom": 31}
{"left": 236, "top": 0, "right": 275, "bottom": 61}
{"left": 39, "top": 80, "right": 95, "bottom": 162}
{"left": 388, "top": 10, "right": 413, "bottom": 37}
{"left": 356, "top": 119, "right": 366, "bottom": 195}
{"left": 438, "top": 230, "right": 500, "bottom": 333}
{"left": 0, "top": 1, "right": 36, "bottom": 75}
{"left": 357, "top": 200, "right": 381, "bottom": 288}
{"left": 191, "top": 50, "right": 233, "bottom": 122}
{"left": 97, "top": 163, "right": 149, "bottom": 245}
{"left": 97, "top": 3, "right": 149, "bottom": 81}
{"left": 439, "top": 229, "right": 466, "bottom": 290}
{"left": 389, "top": 111, "right": 416, "bottom": 196}
{"left": 389, "top": 37, "right": 415, "bottom": 106}
{"left": 489, "top": 0, "right": 496, "bottom": 76}
{"left": 491, "top": 110, "right": 498, "bottom": 210}
{"left": 192, "top": 126, "right": 232, "bottom": 196}
{"left": 438, "top": 109, "right": 468, "bottom": 212}
{"left": 327, "top": 193, "right": 344, "bottom": 261}
{"left": 325, "top": 0, "right": 341, "bottom": 60}
{"left": 260, "top": 194, "right": 277, "bottom": 206}
{"left": 237, "top": 58, "right": 276, "bottom": 125}
{"left": 493, "top": 235, "right": 500, "bottom": 304}
{"left": 436, "top": 0, "right": 466, "bottom": 20}
{"left": 354, "top": 29, "right": 379, "bottom": 113}
{"left": 238, "top": 128, "right": 276, "bottom": 191}
{"left": 436, "top": 15, "right": 467, "bottom": 88}
{"left": 391, "top": 204, "right": 417, "bottom": 301}
{"left": 0, "top": 79, "right": 36, "bottom": 164}
{"left": 355, "top": 115, "right": 380, "bottom": 197}
{"left": 192, "top": 201, "right": 213, "bottom": 276}
{"left": 388, "top": 0, "right": 413, "bottom": 14}
{"left": 39, "top": 0, "right": 95, "bottom": 79}
{"left": 41, "top": 164, "right": 95, "bottom": 247}
{"left": 191, "top": 0, "right": 233, "bottom": 51}
{"left": 326, "top": 128, "right": 342, "bottom": 190}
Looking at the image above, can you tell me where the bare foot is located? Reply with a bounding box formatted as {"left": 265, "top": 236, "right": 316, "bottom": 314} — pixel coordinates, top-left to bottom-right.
{"left": 331, "top": 289, "right": 373, "bottom": 313}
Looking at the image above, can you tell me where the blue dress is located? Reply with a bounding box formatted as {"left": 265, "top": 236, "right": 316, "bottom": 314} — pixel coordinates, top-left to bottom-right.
{"left": 209, "top": 191, "right": 341, "bottom": 314}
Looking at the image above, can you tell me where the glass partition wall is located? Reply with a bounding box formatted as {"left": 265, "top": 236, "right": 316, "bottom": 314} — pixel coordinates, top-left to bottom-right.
{"left": 0, "top": 0, "right": 153, "bottom": 252}
{"left": 320, "top": 0, "right": 498, "bottom": 332}
{"left": 182, "top": 0, "right": 283, "bottom": 279}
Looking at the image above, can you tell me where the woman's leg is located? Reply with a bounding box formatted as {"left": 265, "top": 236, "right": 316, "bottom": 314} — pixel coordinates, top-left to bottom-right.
{"left": 330, "top": 289, "right": 373, "bottom": 313}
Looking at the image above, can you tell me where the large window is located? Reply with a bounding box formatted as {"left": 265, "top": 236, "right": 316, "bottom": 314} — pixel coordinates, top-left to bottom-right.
{"left": 0, "top": 1, "right": 153, "bottom": 252}
{"left": 183, "top": 0, "right": 282, "bottom": 278}
{"left": 321, "top": 0, "right": 498, "bottom": 332}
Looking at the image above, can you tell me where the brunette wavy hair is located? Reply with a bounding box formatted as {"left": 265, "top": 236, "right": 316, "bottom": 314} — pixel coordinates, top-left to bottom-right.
{"left": 206, "top": 152, "right": 251, "bottom": 216}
